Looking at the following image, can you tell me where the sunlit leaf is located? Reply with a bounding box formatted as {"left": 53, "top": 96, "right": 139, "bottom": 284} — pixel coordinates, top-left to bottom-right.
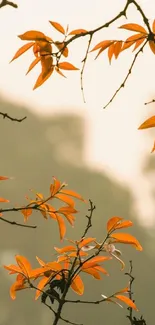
{"left": 119, "top": 23, "right": 147, "bottom": 34}
{"left": 26, "top": 57, "right": 41, "bottom": 75}
{"left": 71, "top": 275, "right": 84, "bottom": 295}
{"left": 60, "top": 189, "right": 86, "bottom": 202}
{"left": 55, "top": 66, "right": 66, "bottom": 78}
{"left": 56, "top": 214, "right": 66, "bottom": 240}
{"left": 50, "top": 177, "right": 61, "bottom": 196}
{"left": 10, "top": 277, "right": 27, "bottom": 300}
{"left": 82, "top": 267, "right": 101, "bottom": 279}
{"left": 149, "top": 40, "right": 155, "bottom": 55}
{"left": 33, "top": 66, "right": 54, "bottom": 90}
{"left": 10, "top": 42, "right": 34, "bottom": 63}
{"left": 107, "top": 217, "right": 123, "bottom": 233}
{"left": 90, "top": 40, "right": 113, "bottom": 52}
{"left": 108, "top": 42, "right": 115, "bottom": 63}
{"left": 82, "top": 256, "right": 111, "bottom": 269}
{"left": 113, "top": 41, "right": 122, "bottom": 59}
{"left": 18, "top": 30, "right": 52, "bottom": 42}
{"left": 79, "top": 237, "right": 96, "bottom": 248}
{"left": 114, "top": 220, "right": 133, "bottom": 230}
{"left": 54, "top": 245, "right": 76, "bottom": 253}
{"left": 58, "top": 62, "right": 79, "bottom": 70}
{"left": 94, "top": 265, "right": 109, "bottom": 275}
{"left": 138, "top": 116, "right": 155, "bottom": 129}
{"left": 0, "top": 197, "right": 9, "bottom": 203}
{"left": 55, "top": 193, "right": 75, "bottom": 206}
{"left": 55, "top": 42, "right": 69, "bottom": 57}
{"left": 132, "top": 38, "right": 145, "bottom": 51}
{"left": 114, "top": 295, "right": 138, "bottom": 310}
{"left": 35, "top": 276, "right": 50, "bottom": 300}
{"left": 69, "top": 29, "right": 88, "bottom": 35}
{"left": 110, "top": 233, "right": 142, "bottom": 251}
{"left": 121, "top": 34, "right": 145, "bottom": 51}
{"left": 16, "top": 255, "right": 32, "bottom": 277}
{"left": 49, "top": 21, "right": 65, "bottom": 34}
{"left": 21, "top": 208, "right": 32, "bottom": 222}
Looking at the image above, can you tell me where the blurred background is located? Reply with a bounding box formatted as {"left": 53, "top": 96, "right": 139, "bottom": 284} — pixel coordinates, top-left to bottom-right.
{"left": 0, "top": 0, "right": 155, "bottom": 324}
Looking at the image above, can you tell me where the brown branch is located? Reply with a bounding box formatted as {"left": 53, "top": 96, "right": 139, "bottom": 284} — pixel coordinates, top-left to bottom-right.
{"left": 0, "top": 0, "right": 18, "bottom": 8}
{"left": 131, "top": 0, "right": 151, "bottom": 33}
{"left": 144, "top": 99, "right": 155, "bottom": 105}
{"left": 0, "top": 216, "right": 36, "bottom": 228}
{"left": 0, "top": 112, "right": 27, "bottom": 122}
{"left": 80, "top": 34, "right": 93, "bottom": 103}
{"left": 103, "top": 40, "right": 148, "bottom": 109}
{"left": 81, "top": 199, "right": 95, "bottom": 238}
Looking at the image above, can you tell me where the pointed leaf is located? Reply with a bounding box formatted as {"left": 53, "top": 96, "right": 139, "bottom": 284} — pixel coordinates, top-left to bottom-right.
{"left": 55, "top": 42, "right": 69, "bottom": 57}
{"left": 132, "top": 38, "right": 145, "bottom": 51}
{"left": 21, "top": 208, "right": 32, "bottom": 222}
{"left": 0, "top": 197, "right": 9, "bottom": 203}
{"left": 33, "top": 67, "right": 54, "bottom": 90}
{"left": 49, "top": 21, "right": 65, "bottom": 34}
{"left": 71, "top": 275, "right": 84, "bottom": 295}
{"left": 54, "top": 245, "right": 76, "bottom": 253}
{"left": 18, "top": 30, "right": 52, "bottom": 42}
{"left": 113, "top": 41, "right": 123, "bottom": 59}
{"left": 55, "top": 193, "right": 75, "bottom": 206}
{"left": 55, "top": 66, "right": 66, "bottom": 78}
{"left": 35, "top": 276, "right": 50, "bottom": 300}
{"left": 16, "top": 255, "right": 32, "bottom": 277}
{"left": 50, "top": 177, "right": 61, "bottom": 196}
{"left": 114, "top": 295, "right": 138, "bottom": 310}
{"left": 114, "top": 220, "right": 133, "bottom": 230}
{"left": 69, "top": 29, "right": 87, "bottom": 35}
{"left": 26, "top": 57, "right": 41, "bottom": 75}
{"left": 119, "top": 23, "right": 147, "bottom": 34}
{"left": 56, "top": 214, "right": 66, "bottom": 240}
{"left": 82, "top": 267, "right": 101, "bottom": 279}
{"left": 60, "top": 189, "right": 86, "bottom": 202}
{"left": 90, "top": 40, "right": 112, "bottom": 52}
{"left": 110, "top": 233, "right": 142, "bottom": 251}
{"left": 121, "top": 34, "right": 145, "bottom": 51}
{"left": 138, "top": 116, "right": 155, "bottom": 129}
{"left": 58, "top": 62, "right": 79, "bottom": 70}
{"left": 107, "top": 217, "right": 123, "bottom": 233}
{"left": 10, "top": 42, "right": 34, "bottom": 63}
{"left": 82, "top": 256, "right": 112, "bottom": 269}
{"left": 149, "top": 40, "right": 155, "bottom": 55}
{"left": 0, "top": 176, "right": 9, "bottom": 180}
{"left": 108, "top": 42, "right": 115, "bottom": 63}
{"left": 79, "top": 237, "right": 96, "bottom": 248}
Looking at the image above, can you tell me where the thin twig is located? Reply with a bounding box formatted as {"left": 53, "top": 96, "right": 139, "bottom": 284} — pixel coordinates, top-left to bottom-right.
{"left": 0, "top": 216, "right": 36, "bottom": 228}
{"left": 81, "top": 199, "right": 95, "bottom": 238}
{"left": 125, "top": 260, "right": 135, "bottom": 325}
{"left": 144, "top": 99, "right": 155, "bottom": 105}
{"left": 103, "top": 40, "right": 148, "bottom": 109}
{"left": 0, "top": 112, "right": 27, "bottom": 122}
{"left": 0, "top": 0, "right": 18, "bottom": 8}
{"left": 80, "top": 34, "right": 93, "bottom": 103}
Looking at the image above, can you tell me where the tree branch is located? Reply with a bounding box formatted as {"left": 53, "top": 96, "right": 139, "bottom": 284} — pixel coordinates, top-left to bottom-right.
{"left": 0, "top": 0, "right": 18, "bottom": 8}
{"left": 0, "top": 112, "right": 27, "bottom": 122}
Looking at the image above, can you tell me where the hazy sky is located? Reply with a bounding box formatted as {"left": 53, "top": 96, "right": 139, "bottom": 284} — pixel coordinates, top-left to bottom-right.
{"left": 0, "top": 0, "right": 155, "bottom": 226}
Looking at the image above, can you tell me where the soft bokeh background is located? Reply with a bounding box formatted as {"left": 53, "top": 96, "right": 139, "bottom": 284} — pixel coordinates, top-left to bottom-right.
{"left": 0, "top": 0, "right": 155, "bottom": 324}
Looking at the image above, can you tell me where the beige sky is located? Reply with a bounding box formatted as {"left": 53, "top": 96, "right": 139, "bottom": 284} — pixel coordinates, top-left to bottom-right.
{"left": 0, "top": 0, "right": 155, "bottom": 226}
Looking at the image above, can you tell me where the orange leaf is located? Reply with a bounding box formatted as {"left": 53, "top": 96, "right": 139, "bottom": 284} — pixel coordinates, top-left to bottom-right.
{"left": 0, "top": 176, "right": 9, "bottom": 180}
{"left": 60, "top": 189, "right": 86, "bottom": 202}
{"left": 54, "top": 245, "right": 76, "bottom": 253}
{"left": 82, "top": 256, "right": 111, "bottom": 269}
{"left": 119, "top": 23, "right": 147, "bottom": 34}
{"left": 138, "top": 116, "right": 155, "bottom": 129}
{"left": 55, "top": 66, "right": 66, "bottom": 78}
{"left": 10, "top": 42, "right": 34, "bottom": 63}
{"left": 55, "top": 193, "right": 75, "bottom": 206}
{"left": 18, "top": 30, "right": 52, "bottom": 42}
{"left": 132, "top": 38, "right": 145, "bottom": 51}
{"left": 49, "top": 21, "right": 65, "bottom": 34}
{"left": 107, "top": 217, "right": 123, "bottom": 233}
{"left": 35, "top": 276, "right": 50, "bottom": 300}
{"left": 64, "top": 214, "right": 75, "bottom": 226}
{"left": 121, "top": 34, "right": 145, "bottom": 51}
{"left": 90, "top": 40, "right": 112, "bottom": 52}
{"left": 56, "top": 214, "right": 66, "bottom": 240}
{"left": 149, "top": 40, "right": 155, "bottom": 55}
{"left": 71, "top": 275, "right": 84, "bottom": 295}
{"left": 21, "top": 208, "right": 32, "bottom": 222}
{"left": 113, "top": 41, "right": 122, "bottom": 59}
{"left": 152, "top": 19, "right": 155, "bottom": 33}
{"left": 33, "top": 67, "right": 54, "bottom": 90}
{"left": 58, "top": 62, "right": 79, "bottom": 70}
{"left": 79, "top": 237, "right": 96, "bottom": 248}
{"left": 26, "top": 57, "right": 41, "bottom": 75}
{"left": 0, "top": 197, "right": 9, "bottom": 203}
{"left": 114, "top": 295, "right": 138, "bottom": 310}
{"left": 10, "top": 277, "right": 27, "bottom": 300}
{"left": 82, "top": 267, "right": 101, "bottom": 279}
{"left": 69, "top": 29, "right": 87, "bottom": 35}
{"left": 108, "top": 43, "right": 115, "bottom": 63}
{"left": 110, "top": 233, "right": 142, "bottom": 251}
{"left": 50, "top": 177, "right": 61, "bottom": 196}
{"left": 16, "top": 255, "right": 32, "bottom": 277}
{"left": 114, "top": 220, "right": 133, "bottom": 230}
{"left": 94, "top": 265, "right": 109, "bottom": 275}
{"left": 151, "top": 141, "right": 155, "bottom": 153}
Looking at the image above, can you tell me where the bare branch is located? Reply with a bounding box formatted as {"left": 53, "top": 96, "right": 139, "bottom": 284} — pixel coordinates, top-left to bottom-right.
{"left": 81, "top": 199, "right": 95, "bottom": 238}
{"left": 0, "top": 216, "right": 36, "bottom": 228}
{"left": 144, "top": 99, "right": 155, "bottom": 105}
{"left": 80, "top": 34, "right": 93, "bottom": 103}
{"left": 0, "top": 112, "right": 27, "bottom": 122}
{"left": 103, "top": 40, "right": 148, "bottom": 109}
{"left": 0, "top": 0, "right": 18, "bottom": 8}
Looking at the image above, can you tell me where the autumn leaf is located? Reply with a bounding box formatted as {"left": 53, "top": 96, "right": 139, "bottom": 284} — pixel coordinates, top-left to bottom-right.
{"left": 55, "top": 193, "right": 75, "bottom": 206}
{"left": 60, "top": 189, "right": 86, "bottom": 202}
{"left": 90, "top": 40, "right": 113, "bottom": 52}
{"left": 33, "top": 67, "right": 54, "bottom": 90}
{"left": 138, "top": 116, "right": 155, "bottom": 129}
{"left": 55, "top": 214, "right": 66, "bottom": 240}
{"left": 50, "top": 177, "right": 61, "bottom": 196}
{"left": 149, "top": 40, "right": 155, "bottom": 55}
{"left": 119, "top": 23, "right": 147, "bottom": 34}
{"left": 21, "top": 208, "right": 32, "bottom": 222}
{"left": 55, "top": 42, "right": 69, "bottom": 57}
{"left": 54, "top": 245, "right": 76, "bottom": 254}
{"left": 0, "top": 176, "right": 9, "bottom": 180}
{"left": 58, "top": 62, "right": 79, "bottom": 70}
{"left": 55, "top": 66, "right": 66, "bottom": 78}
{"left": 49, "top": 21, "right": 65, "bottom": 34}
{"left": 26, "top": 57, "right": 41, "bottom": 75}
{"left": 110, "top": 233, "right": 142, "bottom": 251}
{"left": 108, "top": 43, "right": 115, "bottom": 63}
{"left": 113, "top": 41, "right": 123, "bottom": 59}
{"left": 0, "top": 197, "right": 9, "bottom": 203}
{"left": 114, "top": 294, "right": 138, "bottom": 310}
{"left": 18, "top": 30, "right": 52, "bottom": 42}
{"left": 82, "top": 256, "right": 111, "bottom": 269}
{"left": 69, "top": 29, "right": 88, "bottom": 35}
{"left": 121, "top": 34, "right": 146, "bottom": 51}
{"left": 79, "top": 237, "right": 96, "bottom": 248}
{"left": 132, "top": 37, "right": 146, "bottom": 51}
{"left": 107, "top": 217, "right": 123, "bottom": 233}
{"left": 10, "top": 42, "right": 34, "bottom": 63}
{"left": 71, "top": 275, "right": 84, "bottom": 295}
